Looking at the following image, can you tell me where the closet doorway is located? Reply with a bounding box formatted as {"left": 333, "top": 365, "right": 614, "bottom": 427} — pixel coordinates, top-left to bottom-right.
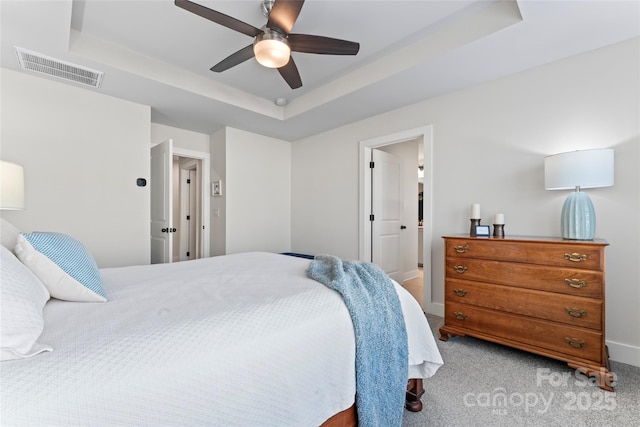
{"left": 173, "top": 156, "right": 202, "bottom": 261}
{"left": 151, "top": 140, "right": 210, "bottom": 264}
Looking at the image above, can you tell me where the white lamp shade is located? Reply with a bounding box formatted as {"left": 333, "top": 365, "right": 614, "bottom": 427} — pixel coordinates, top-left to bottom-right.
{"left": 254, "top": 39, "right": 291, "bottom": 68}
{"left": 0, "top": 161, "right": 25, "bottom": 210}
{"left": 545, "top": 148, "right": 614, "bottom": 190}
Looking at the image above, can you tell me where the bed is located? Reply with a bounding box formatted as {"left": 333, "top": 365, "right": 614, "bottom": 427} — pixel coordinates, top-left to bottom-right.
{"left": 0, "top": 223, "right": 443, "bottom": 426}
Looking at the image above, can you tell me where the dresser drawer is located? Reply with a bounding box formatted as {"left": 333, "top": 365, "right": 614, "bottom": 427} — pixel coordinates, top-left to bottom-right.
{"left": 445, "top": 302, "right": 603, "bottom": 362}
{"left": 445, "top": 239, "right": 605, "bottom": 271}
{"left": 445, "top": 279, "right": 602, "bottom": 330}
{"left": 445, "top": 258, "right": 603, "bottom": 298}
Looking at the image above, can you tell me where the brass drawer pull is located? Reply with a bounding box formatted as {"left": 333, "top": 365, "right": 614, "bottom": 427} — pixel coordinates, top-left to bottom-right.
{"left": 453, "top": 312, "right": 467, "bottom": 321}
{"left": 564, "top": 337, "right": 586, "bottom": 349}
{"left": 453, "top": 245, "right": 468, "bottom": 254}
{"left": 565, "top": 253, "right": 587, "bottom": 263}
{"left": 565, "top": 307, "right": 587, "bottom": 318}
{"left": 565, "top": 278, "right": 587, "bottom": 289}
{"left": 453, "top": 265, "right": 468, "bottom": 274}
{"left": 453, "top": 288, "right": 468, "bottom": 297}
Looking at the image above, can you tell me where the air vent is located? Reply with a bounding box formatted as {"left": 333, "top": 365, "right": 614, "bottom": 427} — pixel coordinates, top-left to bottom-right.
{"left": 14, "top": 47, "right": 104, "bottom": 88}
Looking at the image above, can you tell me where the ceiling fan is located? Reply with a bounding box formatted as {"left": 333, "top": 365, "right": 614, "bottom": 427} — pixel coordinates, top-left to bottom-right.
{"left": 175, "top": 0, "right": 360, "bottom": 89}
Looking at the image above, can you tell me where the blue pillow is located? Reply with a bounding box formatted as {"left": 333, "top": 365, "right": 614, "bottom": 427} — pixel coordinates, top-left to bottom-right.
{"left": 14, "top": 232, "right": 107, "bottom": 302}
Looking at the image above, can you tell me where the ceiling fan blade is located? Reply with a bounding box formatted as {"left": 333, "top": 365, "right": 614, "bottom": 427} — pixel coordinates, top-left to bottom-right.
{"left": 267, "top": 0, "right": 304, "bottom": 36}
{"left": 288, "top": 34, "right": 360, "bottom": 55}
{"left": 175, "top": 0, "right": 262, "bottom": 38}
{"left": 278, "top": 57, "right": 302, "bottom": 89}
{"left": 211, "top": 44, "right": 255, "bottom": 72}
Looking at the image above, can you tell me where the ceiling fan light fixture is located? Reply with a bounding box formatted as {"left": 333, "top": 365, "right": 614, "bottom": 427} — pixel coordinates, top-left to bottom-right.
{"left": 176, "top": 0, "right": 360, "bottom": 89}
{"left": 254, "top": 29, "right": 290, "bottom": 68}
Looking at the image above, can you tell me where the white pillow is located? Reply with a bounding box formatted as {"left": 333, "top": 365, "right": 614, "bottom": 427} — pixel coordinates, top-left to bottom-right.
{"left": 14, "top": 232, "right": 107, "bottom": 302}
{"left": 0, "top": 245, "right": 53, "bottom": 361}
{"left": 0, "top": 217, "right": 20, "bottom": 250}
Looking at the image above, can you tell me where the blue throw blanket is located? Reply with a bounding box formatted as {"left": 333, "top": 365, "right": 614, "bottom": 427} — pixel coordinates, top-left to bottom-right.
{"left": 306, "top": 255, "right": 408, "bottom": 427}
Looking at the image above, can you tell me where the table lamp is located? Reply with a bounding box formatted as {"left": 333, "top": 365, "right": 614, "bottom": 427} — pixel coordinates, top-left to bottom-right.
{"left": 544, "top": 148, "right": 614, "bottom": 240}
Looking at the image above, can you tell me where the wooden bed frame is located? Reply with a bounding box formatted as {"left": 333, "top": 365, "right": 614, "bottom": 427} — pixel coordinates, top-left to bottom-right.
{"left": 321, "top": 379, "right": 424, "bottom": 426}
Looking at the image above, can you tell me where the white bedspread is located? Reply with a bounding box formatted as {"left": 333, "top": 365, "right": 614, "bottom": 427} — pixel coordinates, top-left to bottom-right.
{"left": 1, "top": 252, "right": 442, "bottom": 426}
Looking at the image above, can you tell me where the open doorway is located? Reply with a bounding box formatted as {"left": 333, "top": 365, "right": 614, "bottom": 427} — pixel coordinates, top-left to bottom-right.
{"left": 173, "top": 156, "right": 202, "bottom": 261}
{"left": 151, "top": 140, "right": 210, "bottom": 264}
{"left": 359, "top": 125, "right": 435, "bottom": 314}
{"left": 172, "top": 146, "right": 210, "bottom": 262}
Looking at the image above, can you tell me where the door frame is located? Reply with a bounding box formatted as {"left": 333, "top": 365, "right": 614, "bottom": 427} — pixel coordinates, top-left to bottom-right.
{"left": 173, "top": 147, "right": 211, "bottom": 259}
{"left": 358, "top": 125, "right": 435, "bottom": 314}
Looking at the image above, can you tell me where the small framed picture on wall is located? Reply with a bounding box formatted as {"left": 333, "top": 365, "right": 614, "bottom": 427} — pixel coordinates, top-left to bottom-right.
{"left": 212, "top": 180, "right": 222, "bottom": 196}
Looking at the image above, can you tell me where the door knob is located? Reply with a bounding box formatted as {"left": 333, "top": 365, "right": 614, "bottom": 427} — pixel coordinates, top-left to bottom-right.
{"left": 400, "top": 225, "right": 407, "bottom": 230}
{"left": 162, "top": 228, "right": 168, "bottom": 233}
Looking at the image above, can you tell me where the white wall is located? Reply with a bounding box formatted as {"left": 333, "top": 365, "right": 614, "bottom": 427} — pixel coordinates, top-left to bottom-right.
{"left": 0, "top": 68, "right": 151, "bottom": 267}
{"left": 151, "top": 123, "right": 210, "bottom": 153}
{"left": 291, "top": 38, "right": 640, "bottom": 365}
{"left": 212, "top": 127, "right": 291, "bottom": 255}
{"left": 210, "top": 127, "right": 227, "bottom": 256}
{"left": 291, "top": 131, "right": 360, "bottom": 259}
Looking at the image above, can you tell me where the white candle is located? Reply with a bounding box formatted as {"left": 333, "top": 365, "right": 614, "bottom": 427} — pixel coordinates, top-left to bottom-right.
{"left": 494, "top": 213, "right": 505, "bottom": 225}
{"left": 471, "top": 204, "right": 481, "bottom": 219}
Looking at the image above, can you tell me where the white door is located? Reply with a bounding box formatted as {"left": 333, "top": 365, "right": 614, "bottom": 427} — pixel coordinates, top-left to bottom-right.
{"left": 150, "top": 139, "right": 173, "bottom": 264}
{"left": 371, "top": 149, "right": 403, "bottom": 283}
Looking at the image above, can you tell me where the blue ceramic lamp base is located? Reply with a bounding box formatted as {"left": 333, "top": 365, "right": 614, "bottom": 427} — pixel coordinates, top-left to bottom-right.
{"left": 561, "top": 191, "right": 596, "bottom": 240}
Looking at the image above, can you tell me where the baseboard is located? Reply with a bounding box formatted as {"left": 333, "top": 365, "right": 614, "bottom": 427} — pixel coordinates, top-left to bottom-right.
{"left": 403, "top": 269, "right": 419, "bottom": 282}
{"left": 606, "top": 339, "right": 640, "bottom": 367}
{"left": 424, "top": 301, "right": 444, "bottom": 318}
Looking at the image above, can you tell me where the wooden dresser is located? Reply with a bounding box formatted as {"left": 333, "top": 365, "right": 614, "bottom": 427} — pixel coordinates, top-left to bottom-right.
{"left": 440, "top": 236, "right": 614, "bottom": 391}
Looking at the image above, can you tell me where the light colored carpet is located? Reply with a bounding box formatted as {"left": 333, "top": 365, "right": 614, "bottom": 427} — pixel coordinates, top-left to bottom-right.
{"left": 402, "top": 314, "right": 640, "bottom": 426}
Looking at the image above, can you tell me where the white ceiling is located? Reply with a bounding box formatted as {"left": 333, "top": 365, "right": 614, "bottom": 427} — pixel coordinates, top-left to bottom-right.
{"left": 1, "top": 1, "right": 638, "bottom": 141}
